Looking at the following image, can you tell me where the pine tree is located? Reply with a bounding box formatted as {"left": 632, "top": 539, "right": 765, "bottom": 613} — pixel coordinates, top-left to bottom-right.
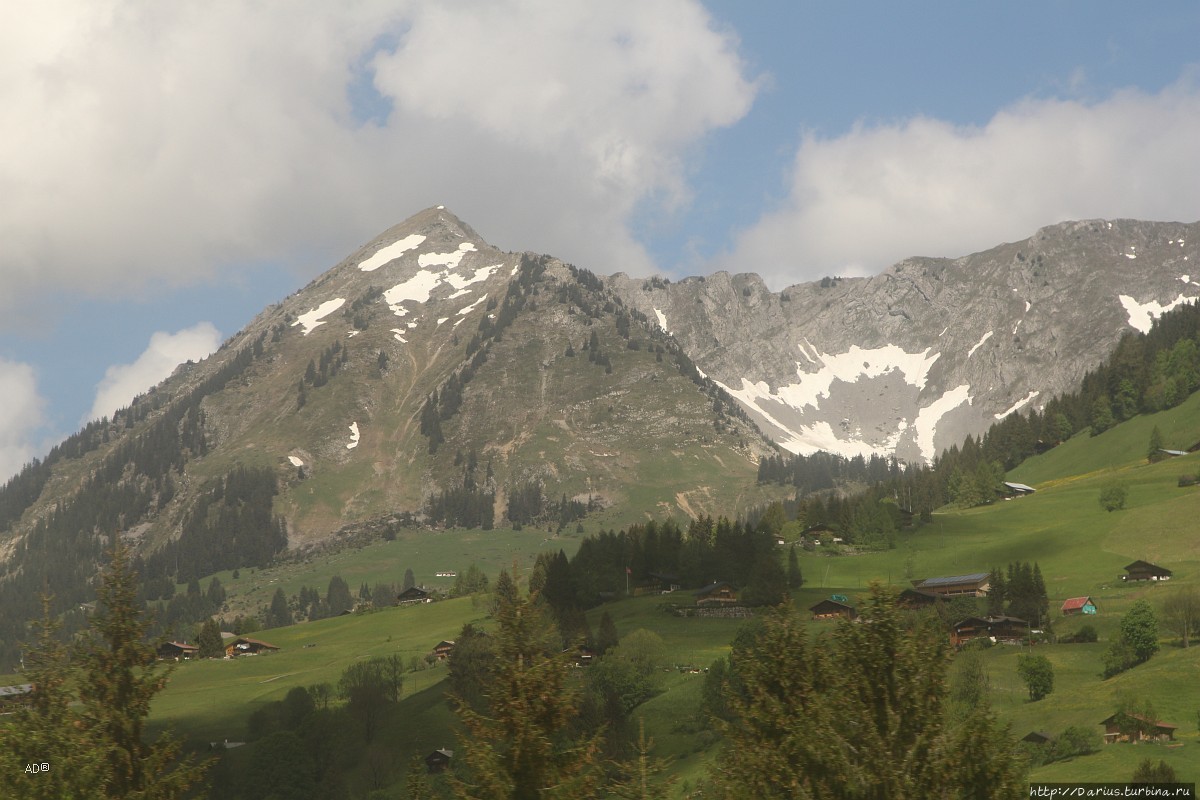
{"left": 596, "top": 611, "right": 620, "bottom": 655}
{"left": 449, "top": 582, "right": 607, "bottom": 799}
{"left": 1148, "top": 425, "right": 1165, "bottom": 461}
{"left": 198, "top": 618, "right": 224, "bottom": 659}
{"left": 76, "top": 541, "right": 211, "bottom": 798}
{"left": 266, "top": 587, "right": 291, "bottom": 628}
{"left": 786, "top": 546, "right": 804, "bottom": 589}
{"left": 0, "top": 595, "right": 106, "bottom": 799}
{"left": 403, "top": 567, "right": 417, "bottom": 591}
{"left": 326, "top": 575, "right": 354, "bottom": 615}
{"left": 710, "top": 585, "right": 1022, "bottom": 799}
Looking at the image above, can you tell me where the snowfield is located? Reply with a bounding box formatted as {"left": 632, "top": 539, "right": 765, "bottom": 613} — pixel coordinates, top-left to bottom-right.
{"left": 293, "top": 298, "right": 346, "bottom": 335}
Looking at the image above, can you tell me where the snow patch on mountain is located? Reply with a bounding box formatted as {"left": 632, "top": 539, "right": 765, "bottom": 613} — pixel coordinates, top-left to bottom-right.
{"left": 456, "top": 294, "right": 488, "bottom": 316}
{"left": 418, "top": 242, "right": 476, "bottom": 269}
{"left": 654, "top": 308, "right": 670, "bottom": 333}
{"left": 293, "top": 298, "right": 346, "bottom": 335}
{"left": 774, "top": 344, "right": 942, "bottom": 411}
{"left": 358, "top": 234, "right": 427, "bottom": 272}
{"left": 967, "top": 331, "right": 993, "bottom": 358}
{"left": 346, "top": 422, "right": 360, "bottom": 449}
{"left": 995, "top": 390, "right": 1039, "bottom": 419}
{"left": 1118, "top": 293, "right": 1198, "bottom": 334}
{"left": 913, "top": 385, "right": 972, "bottom": 460}
{"left": 383, "top": 255, "right": 497, "bottom": 318}
{"left": 288, "top": 456, "right": 304, "bottom": 467}
{"left": 447, "top": 264, "right": 502, "bottom": 291}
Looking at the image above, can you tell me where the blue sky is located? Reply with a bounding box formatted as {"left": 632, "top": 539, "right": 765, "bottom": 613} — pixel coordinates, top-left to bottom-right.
{"left": 2, "top": 1, "right": 1199, "bottom": 481}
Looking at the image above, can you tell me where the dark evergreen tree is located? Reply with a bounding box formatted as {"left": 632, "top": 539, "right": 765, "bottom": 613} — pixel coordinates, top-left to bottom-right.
{"left": 198, "top": 617, "right": 224, "bottom": 659}
{"left": 326, "top": 575, "right": 354, "bottom": 615}
{"left": 76, "top": 542, "right": 211, "bottom": 798}
{"left": 266, "top": 588, "right": 291, "bottom": 629}
{"left": 786, "top": 546, "right": 804, "bottom": 590}
{"left": 596, "top": 611, "right": 620, "bottom": 655}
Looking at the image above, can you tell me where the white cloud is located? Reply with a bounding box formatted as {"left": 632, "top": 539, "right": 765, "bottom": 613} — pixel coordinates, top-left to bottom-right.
{"left": 726, "top": 73, "right": 1200, "bottom": 286}
{"left": 0, "top": 359, "right": 46, "bottom": 483}
{"left": 87, "top": 323, "right": 221, "bottom": 422}
{"left": 0, "top": 0, "right": 756, "bottom": 316}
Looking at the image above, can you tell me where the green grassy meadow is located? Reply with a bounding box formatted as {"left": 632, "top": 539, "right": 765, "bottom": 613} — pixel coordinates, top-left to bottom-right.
{"left": 135, "top": 399, "right": 1200, "bottom": 794}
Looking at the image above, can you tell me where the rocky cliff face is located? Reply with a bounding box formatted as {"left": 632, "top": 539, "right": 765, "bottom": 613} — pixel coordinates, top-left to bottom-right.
{"left": 609, "top": 219, "right": 1200, "bottom": 462}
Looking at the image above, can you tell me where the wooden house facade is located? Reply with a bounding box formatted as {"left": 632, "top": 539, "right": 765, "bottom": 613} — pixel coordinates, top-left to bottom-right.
{"left": 225, "top": 637, "right": 279, "bottom": 657}
{"left": 397, "top": 586, "right": 433, "bottom": 605}
{"left": 1101, "top": 713, "right": 1177, "bottom": 744}
{"left": 432, "top": 640, "right": 455, "bottom": 660}
{"left": 157, "top": 641, "right": 199, "bottom": 661}
{"left": 1122, "top": 561, "right": 1172, "bottom": 582}
{"left": 693, "top": 581, "right": 738, "bottom": 606}
{"left": 912, "top": 572, "right": 991, "bottom": 598}
{"left": 0, "top": 684, "right": 33, "bottom": 712}
{"left": 951, "top": 615, "right": 1029, "bottom": 647}
{"left": 897, "top": 588, "right": 940, "bottom": 609}
{"left": 809, "top": 598, "right": 857, "bottom": 621}
{"left": 426, "top": 748, "right": 454, "bottom": 773}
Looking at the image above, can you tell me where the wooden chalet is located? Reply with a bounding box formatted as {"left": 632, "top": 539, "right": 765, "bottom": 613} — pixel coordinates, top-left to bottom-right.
{"left": 802, "top": 523, "right": 834, "bottom": 545}
{"left": 1122, "top": 561, "right": 1172, "bottom": 582}
{"left": 897, "top": 587, "right": 940, "bottom": 609}
{"left": 1021, "top": 731, "right": 1053, "bottom": 745}
{"left": 809, "top": 598, "right": 857, "bottom": 621}
{"left": 1061, "top": 596, "right": 1097, "bottom": 616}
{"left": 1101, "top": 713, "right": 1177, "bottom": 744}
{"left": 0, "top": 684, "right": 33, "bottom": 712}
{"left": 425, "top": 748, "right": 454, "bottom": 773}
{"left": 912, "top": 572, "right": 991, "bottom": 598}
{"left": 951, "top": 615, "right": 1029, "bottom": 647}
{"left": 693, "top": 581, "right": 738, "bottom": 606}
{"left": 432, "top": 640, "right": 456, "bottom": 660}
{"left": 999, "top": 481, "right": 1035, "bottom": 498}
{"left": 224, "top": 637, "right": 279, "bottom": 657}
{"left": 157, "top": 641, "right": 199, "bottom": 661}
{"left": 647, "top": 572, "right": 682, "bottom": 593}
{"left": 397, "top": 586, "right": 433, "bottom": 605}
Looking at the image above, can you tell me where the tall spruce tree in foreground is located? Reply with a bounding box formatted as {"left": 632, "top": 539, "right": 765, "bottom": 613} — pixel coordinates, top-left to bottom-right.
{"left": 76, "top": 541, "right": 210, "bottom": 798}
{"left": 0, "top": 595, "right": 106, "bottom": 799}
{"left": 709, "top": 585, "right": 1023, "bottom": 798}
{"left": 450, "top": 580, "right": 607, "bottom": 799}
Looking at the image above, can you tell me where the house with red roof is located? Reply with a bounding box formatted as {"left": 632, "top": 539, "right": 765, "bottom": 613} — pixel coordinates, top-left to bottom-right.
{"left": 1061, "top": 596, "right": 1097, "bottom": 616}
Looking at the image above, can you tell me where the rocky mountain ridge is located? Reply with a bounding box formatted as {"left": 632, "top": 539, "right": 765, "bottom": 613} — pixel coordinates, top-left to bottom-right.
{"left": 610, "top": 218, "right": 1200, "bottom": 462}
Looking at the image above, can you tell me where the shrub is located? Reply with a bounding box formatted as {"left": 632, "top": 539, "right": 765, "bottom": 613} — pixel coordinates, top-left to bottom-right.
{"left": 1062, "top": 624, "right": 1098, "bottom": 644}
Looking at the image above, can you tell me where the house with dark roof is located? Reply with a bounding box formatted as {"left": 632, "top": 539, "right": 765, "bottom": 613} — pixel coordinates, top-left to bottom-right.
{"left": 809, "top": 598, "right": 857, "bottom": 621}
{"left": 912, "top": 573, "right": 991, "bottom": 597}
{"left": 1101, "top": 713, "right": 1177, "bottom": 744}
{"left": 157, "top": 641, "right": 199, "bottom": 661}
{"left": 1021, "top": 731, "right": 1053, "bottom": 745}
{"left": 426, "top": 748, "right": 454, "bottom": 773}
{"left": 1061, "top": 596, "right": 1097, "bottom": 616}
{"left": 1122, "top": 561, "right": 1172, "bottom": 582}
{"left": 432, "top": 640, "right": 456, "bottom": 660}
{"left": 951, "top": 615, "right": 1029, "bottom": 647}
{"left": 224, "top": 637, "right": 279, "bottom": 657}
{"left": 897, "top": 587, "right": 941, "bottom": 609}
{"left": 397, "top": 586, "right": 433, "bottom": 605}
{"left": 693, "top": 581, "right": 738, "bottom": 606}
{"left": 0, "top": 684, "right": 33, "bottom": 712}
